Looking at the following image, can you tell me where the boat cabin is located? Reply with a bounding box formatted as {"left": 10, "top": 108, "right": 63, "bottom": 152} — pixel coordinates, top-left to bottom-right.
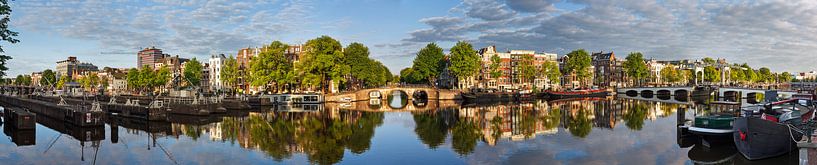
{"left": 270, "top": 94, "right": 324, "bottom": 104}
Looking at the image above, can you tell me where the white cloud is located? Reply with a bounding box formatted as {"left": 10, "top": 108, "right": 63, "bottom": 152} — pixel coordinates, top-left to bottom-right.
{"left": 11, "top": 0, "right": 313, "bottom": 59}
{"left": 398, "top": 0, "right": 817, "bottom": 72}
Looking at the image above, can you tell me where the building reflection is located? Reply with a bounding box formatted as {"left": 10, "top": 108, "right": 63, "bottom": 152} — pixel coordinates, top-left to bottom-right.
{"left": 2, "top": 123, "right": 35, "bottom": 146}
{"left": 97, "top": 97, "right": 689, "bottom": 163}
{"left": 161, "top": 108, "right": 384, "bottom": 165}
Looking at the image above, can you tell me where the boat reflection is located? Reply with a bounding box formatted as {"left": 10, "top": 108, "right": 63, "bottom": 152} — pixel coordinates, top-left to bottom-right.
{"left": 2, "top": 123, "right": 35, "bottom": 146}
{"left": 1, "top": 94, "right": 802, "bottom": 164}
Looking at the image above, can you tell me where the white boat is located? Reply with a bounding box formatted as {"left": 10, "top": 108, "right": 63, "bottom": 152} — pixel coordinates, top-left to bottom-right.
{"left": 272, "top": 93, "right": 324, "bottom": 104}
{"left": 369, "top": 91, "right": 382, "bottom": 99}
{"left": 369, "top": 99, "right": 381, "bottom": 105}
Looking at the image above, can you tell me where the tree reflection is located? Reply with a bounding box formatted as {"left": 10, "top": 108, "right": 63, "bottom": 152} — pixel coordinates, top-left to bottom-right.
{"left": 624, "top": 102, "right": 649, "bottom": 130}
{"left": 203, "top": 111, "right": 383, "bottom": 165}
{"left": 450, "top": 117, "right": 482, "bottom": 156}
{"left": 412, "top": 110, "right": 454, "bottom": 149}
{"left": 539, "top": 108, "right": 561, "bottom": 132}
{"left": 518, "top": 108, "right": 538, "bottom": 138}
{"left": 567, "top": 108, "right": 592, "bottom": 138}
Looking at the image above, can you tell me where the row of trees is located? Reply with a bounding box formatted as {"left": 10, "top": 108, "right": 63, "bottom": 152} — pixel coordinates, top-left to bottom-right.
{"left": 401, "top": 42, "right": 481, "bottom": 87}
{"left": 218, "top": 36, "right": 393, "bottom": 94}
{"left": 401, "top": 41, "right": 560, "bottom": 89}
{"left": 126, "top": 65, "right": 171, "bottom": 94}
{"left": 624, "top": 54, "right": 794, "bottom": 86}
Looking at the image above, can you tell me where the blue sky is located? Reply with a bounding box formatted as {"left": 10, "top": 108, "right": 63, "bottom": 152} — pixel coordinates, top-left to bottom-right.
{"left": 4, "top": 0, "right": 817, "bottom": 76}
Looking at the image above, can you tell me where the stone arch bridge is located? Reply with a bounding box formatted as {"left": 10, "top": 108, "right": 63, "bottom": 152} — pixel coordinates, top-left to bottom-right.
{"left": 617, "top": 86, "right": 797, "bottom": 99}
{"left": 326, "top": 86, "right": 462, "bottom": 102}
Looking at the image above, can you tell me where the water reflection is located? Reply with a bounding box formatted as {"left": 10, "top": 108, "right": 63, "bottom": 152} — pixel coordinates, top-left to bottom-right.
{"left": 0, "top": 96, "right": 801, "bottom": 164}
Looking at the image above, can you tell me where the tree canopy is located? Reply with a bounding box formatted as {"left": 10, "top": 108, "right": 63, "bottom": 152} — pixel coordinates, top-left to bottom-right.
{"left": 780, "top": 72, "right": 792, "bottom": 82}
{"left": 540, "top": 61, "right": 561, "bottom": 85}
{"left": 448, "top": 41, "right": 480, "bottom": 81}
{"left": 566, "top": 49, "right": 592, "bottom": 85}
{"left": 703, "top": 65, "right": 720, "bottom": 82}
{"left": 659, "top": 64, "right": 682, "bottom": 84}
{"left": 40, "top": 69, "right": 57, "bottom": 87}
{"left": 0, "top": 0, "right": 18, "bottom": 79}
{"left": 410, "top": 43, "right": 445, "bottom": 85}
{"left": 489, "top": 54, "right": 502, "bottom": 79}
{"left": 220, "top": 55, "right": 239, "bottom": 92}
{"left": 249, "top": 41, "right": 292, "bottom": 93}
{"left": 183, "top": 58, "right": 203, "bottom": 87}
{"left": 518, "top": 54, "right": 536, "bottom": 84}
{"left": 296, "top": 36, "right": 350, "bottom": 93}
{"left": 345, "top": 42, "right": 392, "bottom": 89}
{"left": 623, "top": 52, "right": 648, "bottom": 85}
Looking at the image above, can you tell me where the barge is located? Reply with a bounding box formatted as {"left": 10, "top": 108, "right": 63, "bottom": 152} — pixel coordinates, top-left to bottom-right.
{"left": 0, "top": 95, "right": 104, "bottom": 127}
{"left": 2, "top": 106, "right": 36, "bottom": 129}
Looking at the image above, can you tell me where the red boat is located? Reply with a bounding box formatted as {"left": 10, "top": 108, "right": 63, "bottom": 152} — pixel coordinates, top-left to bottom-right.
{"left": 543, "top": 89, "right": 609, "bottom": 99}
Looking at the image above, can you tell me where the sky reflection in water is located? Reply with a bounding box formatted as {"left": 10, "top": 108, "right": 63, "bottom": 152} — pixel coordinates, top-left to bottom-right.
{"left": 0, "top": 97, "right": 802, "bottom": 164}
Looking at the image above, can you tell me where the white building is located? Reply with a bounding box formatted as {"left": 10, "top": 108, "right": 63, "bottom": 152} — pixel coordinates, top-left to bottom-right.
{"left": 208, "top": 54, "right": 226, "bottom": 92}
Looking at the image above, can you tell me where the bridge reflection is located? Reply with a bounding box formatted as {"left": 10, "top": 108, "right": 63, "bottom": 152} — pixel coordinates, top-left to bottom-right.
{"left": 0, "top": 95, "right": 727, "bottom": 164}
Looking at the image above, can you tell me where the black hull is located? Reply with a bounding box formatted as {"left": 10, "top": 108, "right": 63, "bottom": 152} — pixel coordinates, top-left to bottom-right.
{"left": 732, "top": 117, "right": 801, "bottom": 160}
{"left": 546, "top": 91, "right": 608, "bottom": 99}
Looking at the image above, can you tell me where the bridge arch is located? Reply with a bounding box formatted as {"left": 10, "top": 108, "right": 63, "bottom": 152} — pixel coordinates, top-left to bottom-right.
{"left": 626, "top": 90, "right": 638, "bottom": 96}
{"left": 387, "top": 90, "right": 409, "bottom": 109}
{"left": 723, "top": 91, "right": 739, "bottom": 100}
{"left": 640, "top": 90, "right": 654, "bottom": 98}
{"left": 674, "top": 89, "right": 689, "bottom": 97}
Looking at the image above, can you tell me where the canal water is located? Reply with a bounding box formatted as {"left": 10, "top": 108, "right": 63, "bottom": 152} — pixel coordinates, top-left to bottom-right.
{"left": 0, "top": 94, "right": 801, "bottom": 164}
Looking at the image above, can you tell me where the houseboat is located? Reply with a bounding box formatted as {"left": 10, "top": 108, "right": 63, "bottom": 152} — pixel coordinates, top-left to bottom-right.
{"left": 272, "top": 93, "right": 324, "bottom": 104}
{"left": 370, "top": 91, "right": 382, "bottom": 100}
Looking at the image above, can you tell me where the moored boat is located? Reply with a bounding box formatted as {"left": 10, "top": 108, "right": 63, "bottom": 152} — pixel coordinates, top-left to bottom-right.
{"left": 544, "top": 89, "right": 608, "bottom": 99}
{"left": 732, "top": 97, "right": 815, "bottom": 160}
{"left": 686, "top": 101, "right": 742, "bottom": 143}
{"left": 732, "top": 116, "right": 802, "bottom": 160}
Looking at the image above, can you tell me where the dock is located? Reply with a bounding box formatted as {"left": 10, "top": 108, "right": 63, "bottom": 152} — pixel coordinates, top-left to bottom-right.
{"left": 2, "top": 106, "right": 36, "bottom": 129}
{"left": 0, "top": 94, "right": 104, "bottom": 127}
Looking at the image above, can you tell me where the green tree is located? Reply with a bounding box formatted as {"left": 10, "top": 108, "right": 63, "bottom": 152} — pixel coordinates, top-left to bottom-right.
{"left": 518, "top": 55, "right": 537, "bottom": 86}
{"left": 296, "top": 36, "right": 350, "bottom": 93}
{"left": 220, "top": 55, "right": 239, "bottom": 93}
{"left": 564, "top": 49, "right": 592, "bottom": 87}
{"left": 13, "top": 75, "right": 29, "bottom": 86}
{"left": 489, "top": 54, "right": 502, "bottom": 79}
{"left": 730, "top": 68, "right": 746, "bottom": 84}
{"left": 702, "top": 57, "right": 716, "bottom": 65}
{"left": 410, "top": 43, "right": 445, "bottom": 86}
{"left": 758, "top": 67, "right": 772, "bottom": 83}
{"left": 659, "top": 64, "right": 681, "bottom": 84}
{"left": 448, "top": 41, "right": 480, "bottom": 89}
{"left": 78, "top": 72, "right": 100, "bottom": 93}
{"left": 703, "top": 66, "right": 720, "bottom": 82}
{"left": 183, "top": 58, "right": 203, "bottom": 88}
{"left": 40, "top": 69, "right": 57, "bottom": 87}
{"left": 138, "top": 66, "right": 156, "bottom": 93}
{"left": 780, "top": 72, "right": 792, "bottom": 83}
{"left": 541, "top": 61, "right": 561, "bottom": 85}
{"left": 623, "top": 52, "right": 648, "bottom": 85}
{"left": 126, "top": 68, "right": 139, "bottom": 92}
{"left": 249, "top": 41, "right": 291, "bottom": 93}
{"left": 683, "top": 69, "right": 694, "bottom": 84}
{"left": 400, "top": 67, "right": 422, "bottom": 84}
{"left": 742, "top": 64, "right": 758, "bottom": 83}
{"left": 56, "top": 76, "right": 68, "bottom": 89}
{"left": 0, "top": 0, "right": 18, "bottom": 79}
{"left": 153, "top": 65, "right": 171, "bottom": 90}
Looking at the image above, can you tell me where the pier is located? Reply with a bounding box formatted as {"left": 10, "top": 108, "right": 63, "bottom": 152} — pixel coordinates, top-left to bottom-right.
{"left": 0, "top": 94, "right": 105, "bottom": 127}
